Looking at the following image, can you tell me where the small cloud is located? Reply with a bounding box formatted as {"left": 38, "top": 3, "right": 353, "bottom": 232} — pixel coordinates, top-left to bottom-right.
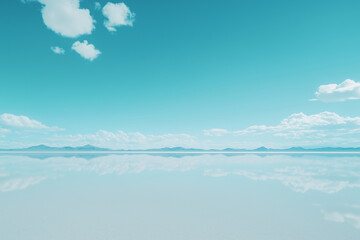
{"left": 72, "top": 40, "right": 101, "bottom": 61}
{"left": 33, "top": 0, "right": 95, "bottom": 38}
{"left": 50, "top": 46, "right": 65, "bottom": 54}
{"left": 102, "top": 2, "right": 135, "bottom": 31}
{"left": 94, "top": 2, "right": 101, "bottom": 10}
{"left": 203, "top": 128, "right": 229, "bottom": 137}
{"left": 314, "top": 79, "right": 360, "bottom": 102}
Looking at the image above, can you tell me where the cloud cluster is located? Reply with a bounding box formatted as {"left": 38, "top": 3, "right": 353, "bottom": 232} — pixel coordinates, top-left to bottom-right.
{"left": 24, "top": 1, "right": 135, "bottom": 61}
{"left": 38, "top": 0, "right": 95, "bottom": 38}
{"left": 53, "top": 130, "right": 197, "bottom": 149}
{"left": 0, "top": 112, "right": 198, "bottom": 149}
{"left": 204, "top": 112, "right": 360, "bottom": 141}
{"left": 102, "top": 2, "right": 135, "bottom": 31}
{"left": 239, "top": 111, "right": 360, "bottom": 135}
{"left": 1, "top": 153, "right": 359, "bottom": 194}
{"left": 204, "top": 155, "right": 360, "bottom": 194}
{"left": 0, "top": 113, "right": 62, "bottom": 142}
{"left": 72, "top": 40, "right": 101, "bottom": 61}
{"left": 314, "top": 79, "right": 360, "bottom": 102}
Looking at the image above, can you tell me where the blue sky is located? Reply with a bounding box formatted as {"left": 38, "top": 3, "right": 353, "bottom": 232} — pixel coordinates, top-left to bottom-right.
{"left": 1, "top": 0, "right": 360, "bottom": 149}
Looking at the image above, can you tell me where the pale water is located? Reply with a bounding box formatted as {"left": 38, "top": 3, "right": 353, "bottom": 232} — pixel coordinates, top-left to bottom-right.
{"left": 0, "top": 153, "right": 359, "bottom": 240}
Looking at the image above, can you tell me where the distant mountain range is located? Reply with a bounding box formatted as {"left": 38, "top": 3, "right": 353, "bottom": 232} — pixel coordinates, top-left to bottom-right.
{"left": 0, "top": 144, "right": 109, "bottom": 152}
{"left": 1, "top": 144, "right": 360, "bottom": 152}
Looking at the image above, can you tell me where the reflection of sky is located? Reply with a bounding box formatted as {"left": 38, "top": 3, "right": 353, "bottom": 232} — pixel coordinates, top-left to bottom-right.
{"left": 0, "top": 153, "right": 360, "bottom": 239}
{"left": 1, "top": 153, "right": 360, "bottom": 193}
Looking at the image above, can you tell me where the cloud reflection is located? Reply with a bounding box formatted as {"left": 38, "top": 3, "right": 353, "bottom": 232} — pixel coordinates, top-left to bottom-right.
{"left": 323, "top": 210, "right": 360, "bottom": 230}
{"left": 0, "top": 153, "right": 359, "bottom": 193}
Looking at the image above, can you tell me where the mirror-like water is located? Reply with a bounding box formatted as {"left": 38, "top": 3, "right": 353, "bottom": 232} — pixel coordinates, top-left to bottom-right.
{"left": 0, "top": 153, "right": 359, "bottom": 240}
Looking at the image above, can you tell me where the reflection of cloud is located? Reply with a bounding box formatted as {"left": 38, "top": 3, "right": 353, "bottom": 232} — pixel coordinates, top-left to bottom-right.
{"left": 0, "top": 177, "right": 46, "bottom": 192}
{"left": 204, "top": 168, "right": 358, "bottom": 193}
{"left": 323, "top": 211, "right": 345, "bottom": 222}
{"left": 346, "top": 204, "right": 360, "bottom": 209}
{"left": 203, "top": 160, "right": 360, "bottom": 193}
{"left": 323, "top": 211, "right": 360, "bottom": 229}
{"left": 0, "top": 154, "right": 360, "bottom": 193}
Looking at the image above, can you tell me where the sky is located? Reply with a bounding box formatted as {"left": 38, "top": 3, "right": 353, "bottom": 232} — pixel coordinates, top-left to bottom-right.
{"left": 1, "top": 0, "right": 360, "bottom": 149}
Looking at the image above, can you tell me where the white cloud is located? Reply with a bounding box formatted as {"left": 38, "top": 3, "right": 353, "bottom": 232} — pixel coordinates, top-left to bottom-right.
{"left": 72, "top": 40, "right": 101, "bottom": 61}
{"left": 0, "top": 113, "right": 50, "bottom": 129}
{"left": 314, "top": 79, "right": 360, "bottom": 102}
{"left": 102, "top": 2, "right": 135, "bottom": 31}
{"left": 238, "top": 112, "right": 360, "bottom": 134}
{"left": 203, "top": 128, "right": 229, "bottom": 136}
{"left": 204, "top": 112, "right": 360, "bottom": 142}
{"left": 50, "top": 46, "right": 65, "bottom": 54}
{"left": 94, "top": 2, "right": 101, "bottom": 10}
{"left": 37, "top": 0, "right": 95, "bottom": 38}
{"left": 49, "top": 130, "right": 197, "bottom": 149}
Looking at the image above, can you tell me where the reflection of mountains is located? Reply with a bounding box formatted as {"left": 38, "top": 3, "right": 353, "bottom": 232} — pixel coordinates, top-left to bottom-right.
{"left": 2, "top": 144, "right": 360, "bottom": 153}
{"left": 0, "top": 153, "right": 208, "bottom": 160}
{"left": 1, "top": 154, "right": 360, "bottom": 193}
{"left": 0, "top": 153, "right": 110, "bottom": 160}
{"left": 2, "top": 152, "right": 360, "bottom": 161}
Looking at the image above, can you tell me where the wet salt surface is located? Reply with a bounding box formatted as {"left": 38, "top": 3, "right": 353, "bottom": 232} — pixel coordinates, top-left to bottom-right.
{"left": 0, "top": 153, "right": 359, "bottom": 240}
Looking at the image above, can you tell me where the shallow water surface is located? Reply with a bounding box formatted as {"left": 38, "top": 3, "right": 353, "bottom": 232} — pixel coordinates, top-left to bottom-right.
{"left": 0, "top": 153, "right": 359, "bottom": 240}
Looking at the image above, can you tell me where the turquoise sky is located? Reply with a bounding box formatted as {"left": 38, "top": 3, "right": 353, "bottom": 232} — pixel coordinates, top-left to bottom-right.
{"left": 1, "top": 0, "right": 360, "bottom": 149}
